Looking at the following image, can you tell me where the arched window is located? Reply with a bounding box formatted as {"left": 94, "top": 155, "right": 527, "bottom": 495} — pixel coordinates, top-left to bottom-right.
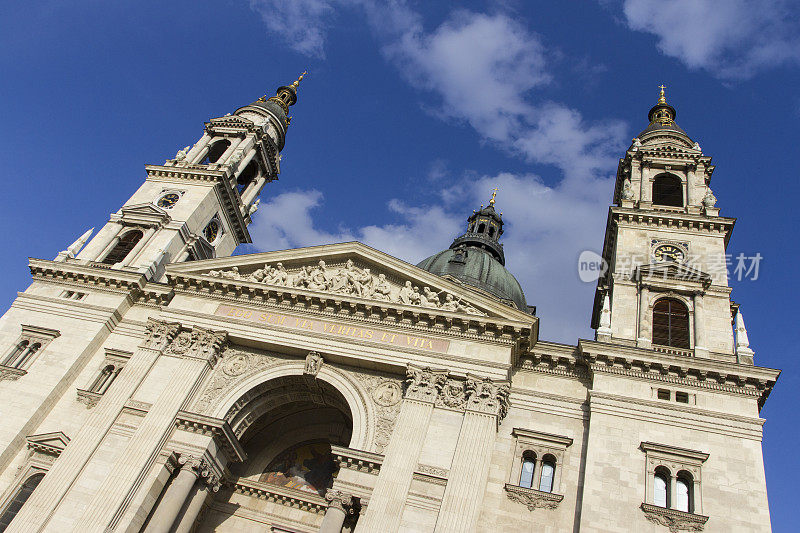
{"left": 676, "top": 471, "right": 694, "bottom": 513}
{"left": 478, "top": 223, "right": 486, "bottom": 233}
{"left": 519, "top": 453, "right": 536, "bottom": 488}
{"left": 3, "top": 340, "right": 29, "bottom": 367}
{"left": 538, "top": 455, "right": 556, "bottom": 493}
{"left": 0, "top": 473, "right": 45, "bottom": 531}
{"left": 469, "top": 224, "right": 475, "bottom": 233}
{"left": 652, "top": 174, "right": 683, "bottom": 207}
{"left": 102, "top": 230, "right": 143, "bottom": 265}
{"left": 652, "top": 298, "right": 690, "bottom": 349}
{"left": 236, "top": 160, "right": 258, "bottom": 194}
{"left": 201, "top": 140, "right": 231, "bottom": 164}
{"left": 488, "top": 226, "right": 495, "bottom": 237}
{"left": 654, "top": 467, "right": 670, "bottom": 508}
{"left": 89, "top": 365, "right": 117, "bottom": 394}
{"left": 16, "top": 343, "right": 40, "bottom": 369}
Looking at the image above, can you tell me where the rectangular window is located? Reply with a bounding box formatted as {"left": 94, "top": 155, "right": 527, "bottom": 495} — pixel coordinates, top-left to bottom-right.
{"left": 657, "top": 389, "right": 671, "bottom": 400}
{"left": 675, "top": 391, "right": 689, "bottom": 403}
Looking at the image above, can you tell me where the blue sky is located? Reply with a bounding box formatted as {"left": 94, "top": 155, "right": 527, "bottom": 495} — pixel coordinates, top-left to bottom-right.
{"left": 1, "top": 0, "right": 798, "bottom": 528}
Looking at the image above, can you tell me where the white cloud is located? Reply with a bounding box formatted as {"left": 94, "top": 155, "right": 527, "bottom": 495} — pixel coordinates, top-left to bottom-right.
{"left": 246, "top": 3, "right": 623, "bottom": 342}
{"left": 619, "top": 0, "right": 800, "bottom": 79}
{"left": 248, "top": 0, "right": 336, "bottom": 58}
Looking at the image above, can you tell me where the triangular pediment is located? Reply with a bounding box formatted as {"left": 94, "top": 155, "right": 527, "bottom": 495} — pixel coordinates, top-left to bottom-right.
{"left": 167, "top": 242, "right": 534, "bottom": 322}
{"left": 120, "top": 203, "right": 171, "bottom": 225}
{"left": 27, "top": 431, "right": 70, "bottom": 456}
{"left": 637, "top": 262, "right": 711, "bottom": 285}
{"left": 208, "top": 115, "right": 254, "bottom": 128}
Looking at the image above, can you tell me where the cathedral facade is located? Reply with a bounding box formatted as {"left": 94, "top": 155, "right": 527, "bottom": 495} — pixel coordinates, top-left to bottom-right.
{"left": 0, "top": 78, "right": 779, "bottom": 532}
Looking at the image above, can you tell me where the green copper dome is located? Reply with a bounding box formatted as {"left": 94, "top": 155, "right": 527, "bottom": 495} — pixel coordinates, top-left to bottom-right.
{"left": 417, "top": 195, "right": 529, "bottom": 312}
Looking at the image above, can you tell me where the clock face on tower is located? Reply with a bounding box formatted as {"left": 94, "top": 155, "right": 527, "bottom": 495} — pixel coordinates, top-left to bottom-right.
{"left": 204, "top": 220, "right": 220, "bottom": 244}
{"left": 653, "top": 243, "right": 686, "bottom": 263}
{"left": 156, "top": 193, "right": 180, "bottom": 209}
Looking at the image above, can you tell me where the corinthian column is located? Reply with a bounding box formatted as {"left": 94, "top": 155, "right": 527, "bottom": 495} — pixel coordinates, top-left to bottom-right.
{"left": 357, "top": 365, "right": 446, "bottom": 532}
{"left": 434, "top": 375, "right": 509, "bottom": 533}
{"left": 6, "top": 319, "right": 181, "bottom": 533}
{"left": 74, "top": 326, "right": 228, "bottom": 531}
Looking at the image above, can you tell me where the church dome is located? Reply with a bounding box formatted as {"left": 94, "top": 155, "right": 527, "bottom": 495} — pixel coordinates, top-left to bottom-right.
{"left": 636, "top": 86, "right": 693, "bottom": 143}
{"left": 416, "top": 191, "right": 529, "bottom": 312}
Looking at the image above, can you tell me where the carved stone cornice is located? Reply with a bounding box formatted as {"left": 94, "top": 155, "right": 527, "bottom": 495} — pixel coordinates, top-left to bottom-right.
{"left": 610, "top": 207, "right": 735, "bottom": 246}
{"left": 174, "top": 410, "right": 247, "bottom": 463}
{"left": 504, "top": 484, "right": 563, "bottom": 511}
{"left": 230, "top": 477, "right": 327, "bottom": 514}
{"left": 640, "top": 503, "right": 709, "bottom": 532}
{"left": 578, "top": 340, "right": 779, "bottom": 409}
{"left": 331, "top": 445, "right": 383, "bottom": 474}
{"left": 465, "top": 374, "right": 510, "bottom": 419}
{"left": 405, "top": 365, "right": 447, "bottom": 403}
{"left": 143, "top": 318, "right": 181, "bottom": 351}
{"left": 325, "top": 489, "right": 354, "bottom": 513}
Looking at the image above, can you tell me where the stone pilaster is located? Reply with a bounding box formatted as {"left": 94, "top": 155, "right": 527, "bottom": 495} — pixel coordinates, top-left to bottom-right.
{"left": 73, "top": 325, "right": 228, "bottom": 531}
{"left": 320, "top": 489, "right": 354, "bottom": 533}
{"left": 6, "top": 319, "right": 181, "bottom": 533}
{"left": 434, "top": 375, "right": 509, "bottom": 533}
{"left": 357, "top": 364, "right": 446, "bottom": 532}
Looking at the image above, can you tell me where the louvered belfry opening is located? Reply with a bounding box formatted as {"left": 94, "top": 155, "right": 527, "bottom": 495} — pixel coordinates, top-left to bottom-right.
{"left": 102, "top": 230, "right": 143, "bottom": 265}
{"left": 652, "top": 298, "right": 690, "bottom": 348}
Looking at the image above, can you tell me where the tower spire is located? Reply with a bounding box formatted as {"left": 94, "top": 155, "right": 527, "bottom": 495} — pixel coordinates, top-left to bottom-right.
{"left": 489, "top": 187, "right": 498, "bottom": 206}
{"left": 266, "top": 71, "right": 308, "bottom": 116}
{"left": 658, "top": 84, "right": 667, "bottom": 104}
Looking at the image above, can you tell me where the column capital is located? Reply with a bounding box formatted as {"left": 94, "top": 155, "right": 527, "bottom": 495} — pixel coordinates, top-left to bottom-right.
{"left": 325, "top": 489, "right": 354, "bottom": 514}
{"left": 164, "top": 326, "right": 228, "bottom": 365}
{"left": 143, "top": 319, "right": 182, "bottom": 351}
{"left": 405, "top": 364, "right": 448, "bottom": 403}
{"left": 465, "top": 374, "right": 510, "bottom": 419}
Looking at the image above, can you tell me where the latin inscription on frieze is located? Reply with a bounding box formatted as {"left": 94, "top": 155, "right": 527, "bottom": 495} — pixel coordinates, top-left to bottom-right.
{"left": 215, "top": 304, "right": 450, "bottom": 353}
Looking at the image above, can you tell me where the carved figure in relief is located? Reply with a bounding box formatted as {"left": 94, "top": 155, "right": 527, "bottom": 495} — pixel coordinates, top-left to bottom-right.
{"left": 355, "top": 268, "right": 374, "bottom": 297}
{"left": 175, "top": 146, "right": 190, "bottom": 161}
{"left": 308, "top": 260, "right": 331, "bottom": 291}
{"left": 409, "top": 286, "right": 422, "bottom": 305}
{"left": 702, "top": 186, "right": 717, "bottom": 208}
{"left": 421, "top": 287, "right": 440, "bottom": 308}
{"left": 440, "top": 293, "right": 459, "bottom": 311}
{"left": 265, "top": 262, "right": 288, "bottom": 285}
{"left": 621, "top": 178, "right": 634, "bottom": 200}
{"left": 221, "top": 266, "right": 241, "bottom": 280}
{"left": 293, "top": 266, "right": 313, "bottom": 288}
{"left": 373, "top": 274, "right": 392, "bottom": 301}
{"left": 398, "top": 281, "right": 414, "bottom": 304}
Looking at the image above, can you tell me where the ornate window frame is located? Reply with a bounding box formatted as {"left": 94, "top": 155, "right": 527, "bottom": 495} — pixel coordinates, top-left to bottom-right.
{"left": 76, "top": 348, "right": 132, "bottom": 409}
{"left": 0, "top": 432, "right": 69, "bottom": 528}
{"left": 0, "top": 325, "right": 60, "bottom": 380}
{"left": 640, "top": 442, "right": 709, "bottom": 530}
{"left": 504, "top": 428, "right": 572, "bottom": 511}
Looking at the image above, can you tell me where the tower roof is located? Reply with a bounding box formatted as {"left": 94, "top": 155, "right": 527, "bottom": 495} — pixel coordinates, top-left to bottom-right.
{"left": 637, "top": 85, "right": 691, "bottom": 140}
{"left": 237, "top": 72, "right": 307, "bottom": 126}
{"left": 417, "top": 190, "right": 528, "bottom": 311}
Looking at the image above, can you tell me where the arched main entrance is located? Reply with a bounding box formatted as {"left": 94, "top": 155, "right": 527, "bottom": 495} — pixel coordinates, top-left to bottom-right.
{"left": 199, "top": 374, "right": 356, "bottom": 531}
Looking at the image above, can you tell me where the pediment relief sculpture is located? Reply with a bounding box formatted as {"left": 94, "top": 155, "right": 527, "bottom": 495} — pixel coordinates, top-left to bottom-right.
{"left": 205, "top": 259, "right": 486, "bottom": 316}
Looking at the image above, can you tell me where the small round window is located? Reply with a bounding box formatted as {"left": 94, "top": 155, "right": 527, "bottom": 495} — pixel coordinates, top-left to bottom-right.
{"left": 156, "top": 192, "right": 180, "bottom": 209}
{"left": 204, "top": 220, "right": 221, "bottom": 244}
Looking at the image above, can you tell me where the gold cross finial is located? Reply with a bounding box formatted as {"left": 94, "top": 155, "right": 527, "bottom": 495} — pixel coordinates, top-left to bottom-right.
{"left": 658, "top": 84, "right": 667, "bottom": 104}
{"left": 489, "top": 187, "right": 499, "bottom": 206}
{"left": 291, "top": 71, "right": 308, "bottom": 89}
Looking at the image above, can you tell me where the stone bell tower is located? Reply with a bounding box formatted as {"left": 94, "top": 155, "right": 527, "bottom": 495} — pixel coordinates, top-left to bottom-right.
{"left": 591, "top": 87, "right": 753, "bottom": 364}
{"left": 65, "top": 73, "right": 307, "bottom": 280}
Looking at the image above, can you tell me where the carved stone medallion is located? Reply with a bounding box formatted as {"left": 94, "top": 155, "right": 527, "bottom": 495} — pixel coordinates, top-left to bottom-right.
{"left": 222, "top": 352, "right": 250, "bottom": 377}
{"left": 372, "top": 381, "right": 402, "bottom": 407}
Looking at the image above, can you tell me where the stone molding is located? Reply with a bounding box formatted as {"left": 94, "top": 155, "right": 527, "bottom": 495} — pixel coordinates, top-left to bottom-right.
{"left": 504, "top": 483, "right": 563, "bottom": 511}
{"left": 174, "top": 410, "right": 247, "bottom": 463}
{"left": 331, "top": 445, "right": 383, "bottom": 474}
{"left": 230, "top": 477, "right": 327, "bottom": 515}
{"left": 640, "top": 503, "right": 709, "bottom": 532}
{"left": 416, "top": 464, "right": 449, "bottom": 479}
{"left": 26, "top": 432, "right": 70, "bottom": 459}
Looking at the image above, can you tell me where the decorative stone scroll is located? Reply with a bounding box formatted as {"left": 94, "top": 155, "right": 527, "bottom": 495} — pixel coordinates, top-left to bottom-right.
{"left": 206, "top": 259, "right": 485, "bottom": 315}
{"left": 640, "top": 503, "right": 708, "bottom": 532}
{"left": 504, "top": 484, "right": 563, "bottom": 511}
{"left": 325, "top": 489, "right": 354, "bottom": 514}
